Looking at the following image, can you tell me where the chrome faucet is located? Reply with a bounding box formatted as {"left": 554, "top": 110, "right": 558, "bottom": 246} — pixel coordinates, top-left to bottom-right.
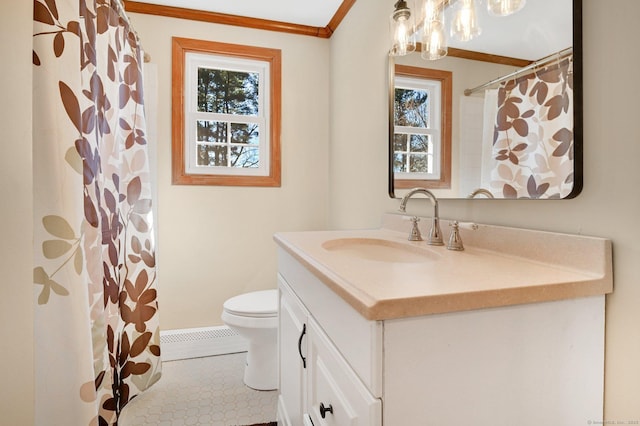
{"left": 468, "top": 188, "right": 495, "bottom": 199}
{"left": 398, "top": 188, "right": 444, "bottom": 246}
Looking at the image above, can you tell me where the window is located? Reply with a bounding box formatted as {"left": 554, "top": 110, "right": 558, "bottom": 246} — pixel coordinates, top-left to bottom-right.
{"left": 172, "top": 37, "right": 281, "bottom": 186}
{"left": 393, "top": 65, "right": 452, "bottom": 189}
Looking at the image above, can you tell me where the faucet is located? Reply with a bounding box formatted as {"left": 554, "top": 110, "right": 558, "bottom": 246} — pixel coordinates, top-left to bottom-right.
{"left": 398, "top": 188, "right": 444, "bottom": 246}
{"left": 468, "top": 188, "right": 495, "bottom": 199}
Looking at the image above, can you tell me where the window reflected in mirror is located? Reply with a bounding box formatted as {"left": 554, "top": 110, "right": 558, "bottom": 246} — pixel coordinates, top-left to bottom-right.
{"left": 393, "top": 65, "right": 452, "bottom": 190}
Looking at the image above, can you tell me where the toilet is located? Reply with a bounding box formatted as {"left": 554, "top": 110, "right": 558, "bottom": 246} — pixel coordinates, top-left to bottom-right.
{"left": 221, "top": 289, "right": 278, "bottom": 390}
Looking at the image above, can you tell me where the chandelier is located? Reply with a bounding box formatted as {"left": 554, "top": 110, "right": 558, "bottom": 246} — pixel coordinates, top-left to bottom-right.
{"left": 390, "top": 0, "right": 526, "bottom": 60}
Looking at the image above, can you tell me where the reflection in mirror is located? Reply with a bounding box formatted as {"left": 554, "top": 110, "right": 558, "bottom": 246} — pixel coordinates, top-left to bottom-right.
{"left": 393, "top": 66, "right": 452, "bottom": 190}
{"left": 388, "top": 0, "right": 582, "bottom": 200}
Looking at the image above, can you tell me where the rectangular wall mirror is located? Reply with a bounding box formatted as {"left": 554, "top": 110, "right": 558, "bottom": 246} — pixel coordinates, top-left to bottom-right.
{"left": 389, "top": 0, "right": 582, "bottom": 199}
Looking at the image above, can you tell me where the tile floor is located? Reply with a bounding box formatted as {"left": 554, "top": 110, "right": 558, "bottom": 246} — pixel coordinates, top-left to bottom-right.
{"left": 120, "top": 352, "right": 278, "bottom": 426}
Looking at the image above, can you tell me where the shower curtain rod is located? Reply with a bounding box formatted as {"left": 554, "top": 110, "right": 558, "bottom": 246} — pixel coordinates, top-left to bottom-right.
{"left": 463, "top": 47, "right": 573, "bottom": 96}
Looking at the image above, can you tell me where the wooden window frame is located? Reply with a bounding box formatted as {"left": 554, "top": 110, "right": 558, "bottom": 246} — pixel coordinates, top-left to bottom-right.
{"left": 172, "top": 37, "right": 281, "bottom": 186}
{"left": 393, "top": 65, "right": 452, "bottom": 190}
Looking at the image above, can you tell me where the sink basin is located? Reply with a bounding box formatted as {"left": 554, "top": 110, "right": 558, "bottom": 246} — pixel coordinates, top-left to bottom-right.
{"left": 321, "top": 238, "right": 439, "bottom": 263}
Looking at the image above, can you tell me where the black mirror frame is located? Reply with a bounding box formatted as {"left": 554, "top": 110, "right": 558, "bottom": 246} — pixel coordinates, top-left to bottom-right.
{"left": 389, "top": 0, "right": 583, "bottom": 200}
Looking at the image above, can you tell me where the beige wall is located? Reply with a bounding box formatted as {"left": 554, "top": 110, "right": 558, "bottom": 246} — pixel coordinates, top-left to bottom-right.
{"left": 0, "top": 2, "right": 34, "bottom": 424}
{"left": 330, "top": 0, "right": 640, "bottom": 420}
{"left": 126, "top": 13, "right": 331, "bottom": 329}
{"left": 4, "top": 0, "right": 639, "bottom": 422}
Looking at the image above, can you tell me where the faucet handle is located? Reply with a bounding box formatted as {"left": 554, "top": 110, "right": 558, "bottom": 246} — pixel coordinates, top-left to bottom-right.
{"left": 408, "top": 216, "right": 423, "bottom": 241}
{"left": 446, "top": 221, "right": 464, "bottom": 251}
{"left": 427, "top": 217, "right": 444, "bottom": 246}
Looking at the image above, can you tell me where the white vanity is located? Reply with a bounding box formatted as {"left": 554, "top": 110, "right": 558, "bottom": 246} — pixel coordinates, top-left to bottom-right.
{"left": 274, "top": 214, "right": 613, "bottom": 426}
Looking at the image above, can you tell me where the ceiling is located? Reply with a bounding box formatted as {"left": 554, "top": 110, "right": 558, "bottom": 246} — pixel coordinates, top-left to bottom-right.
{"left": 444, "top": 0, "right": 573, "bottom": 60}
{"left": 131, "top": 0, "right": 573, "bottom": 61}
{"left": 131, "top": 0, "right": 345, "bottom": 28}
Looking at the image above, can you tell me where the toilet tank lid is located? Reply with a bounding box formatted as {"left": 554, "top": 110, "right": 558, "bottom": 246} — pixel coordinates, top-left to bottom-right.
{"left": 223, "top": 289, "right": 278, "bottom": 317}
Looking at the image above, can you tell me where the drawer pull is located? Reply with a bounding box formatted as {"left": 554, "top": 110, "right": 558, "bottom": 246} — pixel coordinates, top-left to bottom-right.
{"left": 319, "top": 402, "right": 333, "bottom": 419}
{"left": 298, "top": 323, "right": 307, "bottom": 368}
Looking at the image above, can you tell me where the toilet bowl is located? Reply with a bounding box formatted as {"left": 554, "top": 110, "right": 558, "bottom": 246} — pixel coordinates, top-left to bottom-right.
{"left": 221, "top": 289, "right": 278, "bottom": 390}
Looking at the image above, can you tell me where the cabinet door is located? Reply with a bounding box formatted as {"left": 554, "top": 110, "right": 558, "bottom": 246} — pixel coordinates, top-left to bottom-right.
{"left": 278, "top": 275, "right": 308, "bottom": 426}
{"left": 306, "top": 319, "right": 381, "bottom": 426}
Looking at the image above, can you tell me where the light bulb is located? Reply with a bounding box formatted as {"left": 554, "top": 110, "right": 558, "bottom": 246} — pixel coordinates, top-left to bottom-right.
{"left": 422, "top": 20, "right": 447, "bottom": 60}
{"left": 422, "top": 0, "right": 438, "bottom": 23}
{"left": 451, "top": 0, "right": 481, "bottom": 42}
{"left": 487, "top": 0, "right": 526, "bottom": 16}
{"left": 395, "top": 19, "right": 412, "bottom": 55}
{"left": 390, "top": 0, "right": 416, "bottom": 56}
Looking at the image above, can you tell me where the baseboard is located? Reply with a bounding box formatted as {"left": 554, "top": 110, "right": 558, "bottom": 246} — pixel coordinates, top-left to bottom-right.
{"left": 160, "top": 326, "right": 248, "bottom": 362}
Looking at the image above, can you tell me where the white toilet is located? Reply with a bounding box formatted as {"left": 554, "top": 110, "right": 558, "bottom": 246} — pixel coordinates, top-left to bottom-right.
{"left": 221, "top": 289, "right": 278, "bottom": 390}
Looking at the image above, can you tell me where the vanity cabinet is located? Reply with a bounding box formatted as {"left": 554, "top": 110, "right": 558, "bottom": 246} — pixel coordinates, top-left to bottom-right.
{"left": 278, "top": 269, "right": 382, "bottom": 426}
{"left": 276, "top": 245, "right": 607, "bottom": 426}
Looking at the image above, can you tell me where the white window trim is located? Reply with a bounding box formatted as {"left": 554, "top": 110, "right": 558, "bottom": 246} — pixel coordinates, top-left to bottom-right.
{"left": 394, "top": 75, "right": 442, "bottom": 180}
{"left": 184, "top": 52, "right": 271, "bottom": 176}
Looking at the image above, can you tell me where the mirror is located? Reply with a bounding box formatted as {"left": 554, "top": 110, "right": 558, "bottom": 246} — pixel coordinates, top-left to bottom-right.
{"left": 389, "top": 0, "right": 582, "bottom": 199}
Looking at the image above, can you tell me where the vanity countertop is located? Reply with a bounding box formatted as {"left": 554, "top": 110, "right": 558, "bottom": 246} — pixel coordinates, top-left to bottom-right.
{"left": 273, "top": 215, "right": 613, "bottom": 321}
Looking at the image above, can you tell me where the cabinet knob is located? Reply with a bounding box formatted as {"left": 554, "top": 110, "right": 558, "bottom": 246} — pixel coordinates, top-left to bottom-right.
{"left": 319, "top": 402, "right": 333, "bottom": 419}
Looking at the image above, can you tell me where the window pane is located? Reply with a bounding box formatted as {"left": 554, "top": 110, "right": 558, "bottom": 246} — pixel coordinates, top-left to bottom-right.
{"left": 393, "top": 153, "right": 407, "bottom": 173}
{"left": 409, "top": 154, "right": 430, "bottom": 173}
{"left": 394, "top": 88, "right": 429, "bottom": 128}
{"left": 197, "top": 68, "right": 259, "bottom": 116}
{"left": 409, "top": 134, "right": 430, "bottom": 152}
{"left": 230, "top": 146, "right": 259, "bottom": 168}
{"left": 197, "top": 120, "right": 227, "bottom": 142}
{"left": 393, "top": 133, "right": 408, "bottom": 152}
{"left": 231, "top": 123, "right": 259, "bottom": 145}
{"left": 197, "top": 145, "right": 227, "bottom": 166}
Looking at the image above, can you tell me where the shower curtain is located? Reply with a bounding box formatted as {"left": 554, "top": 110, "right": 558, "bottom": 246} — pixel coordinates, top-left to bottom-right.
{"left": 488, "top": 57, "right": 574, "bottom": 198}
{"left": 480, "top": 89, "right": 499, "bottom": 192}
{"left": 33, "top": 0, "right": 161, "bottom": 424}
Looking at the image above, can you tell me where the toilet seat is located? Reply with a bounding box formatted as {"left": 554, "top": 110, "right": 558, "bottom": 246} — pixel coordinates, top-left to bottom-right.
{"left": 222, "top": 289, "right": 278, "bottom": 318}
{"left": 221, "top": 310, "right": 278, "bottom": 329}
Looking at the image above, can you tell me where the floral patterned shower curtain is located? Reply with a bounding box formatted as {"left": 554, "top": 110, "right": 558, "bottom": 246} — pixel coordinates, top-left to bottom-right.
{"left": 33, "top": 0, "right": 161, "bottom": 424}
{"left": 489, "top": 56, "right": 574, "bottom": 199}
